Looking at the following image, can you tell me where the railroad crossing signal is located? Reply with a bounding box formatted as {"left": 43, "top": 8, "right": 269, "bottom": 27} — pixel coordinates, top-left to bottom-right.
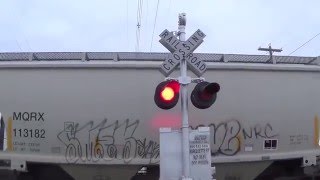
{"left": 159, "top": 29, "right": 207, "bottom": 77}
{"left": 157, "top": 13, "right": 216, "bottom": 179}
{"left": 155, "top": 27, "right": 220, "bottom": 110}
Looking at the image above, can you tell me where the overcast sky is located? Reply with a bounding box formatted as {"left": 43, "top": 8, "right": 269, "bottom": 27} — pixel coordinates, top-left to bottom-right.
{"left": 0, "top": 0, "right": 319, "bottom": 56}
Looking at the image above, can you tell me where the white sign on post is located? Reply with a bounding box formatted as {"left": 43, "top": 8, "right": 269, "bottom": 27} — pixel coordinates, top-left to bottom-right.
{"left": 159, "top": 29, "right": 207, "bottom": 77}
{"left": 159, "top": 128, "right": 182, "bottom": 180}
{"left": 189, "top": 127, "right": 212, "bottom": 180}
{"left": 159, "top": 127, "right": 212, "bottom": 180}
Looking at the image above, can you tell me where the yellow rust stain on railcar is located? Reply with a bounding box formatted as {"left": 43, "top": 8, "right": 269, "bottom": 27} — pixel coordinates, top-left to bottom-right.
{"left": 6, "top": 117, "right": 13, "bottom": 151}
{"left": 237, "top": 134, "right": 242, "bottom": 151}
{"left": 315, "top": 115, "right": 319, "bottom": 147}
{"left": 94, "top": 136, "right": 103, "bottom": 157}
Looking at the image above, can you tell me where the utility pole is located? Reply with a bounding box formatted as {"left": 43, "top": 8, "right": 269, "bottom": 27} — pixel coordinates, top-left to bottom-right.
{"left": 258, "top": 44, "right": 282, "bottom": 64}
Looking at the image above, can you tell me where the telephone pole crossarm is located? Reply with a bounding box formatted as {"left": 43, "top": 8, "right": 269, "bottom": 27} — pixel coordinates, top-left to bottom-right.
{"left": 258, "top": 44, "right": 283, "bottom": 64}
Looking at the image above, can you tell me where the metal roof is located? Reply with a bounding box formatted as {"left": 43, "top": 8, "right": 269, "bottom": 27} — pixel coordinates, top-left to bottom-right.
{"left": 0, "top": 52, "right": 318, "bottom": 65}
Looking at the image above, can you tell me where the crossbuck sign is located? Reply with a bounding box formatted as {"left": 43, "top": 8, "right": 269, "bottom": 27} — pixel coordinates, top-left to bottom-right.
{"left": 159, "top": 29, "right": 207, "bottom": 77}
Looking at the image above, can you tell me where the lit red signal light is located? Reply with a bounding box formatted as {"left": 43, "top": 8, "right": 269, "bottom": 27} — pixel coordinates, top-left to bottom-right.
{"left": 154, "top": 81, "right": 180, "bottom": 109}
{"left": 161, "top": 87, "right": 175, "bottom": 101}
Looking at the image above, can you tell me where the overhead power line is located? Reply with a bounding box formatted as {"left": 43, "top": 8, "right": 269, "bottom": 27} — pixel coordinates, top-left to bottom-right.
{"left": 126, "top": 0, "right": 129, "bottom": 50}
{"left": 7, "top": 4, "right": 32, "bottom": 51}
{"left": 145, "top": 0, "right": 148, "bottom": 28}
{"left": 135, "top": 0, "right": 143, "bottom": 52}
{"left": 150, "top": 0, "right": 160, "bottom": 52}
{"left": 166, "top": 0, "right": 172, "bottom": 27}
{"left": 288, "top": 32, "right": 320, "bottom": 56}
{"left": 15, "top": 39, "right": 23, "bottom": 51}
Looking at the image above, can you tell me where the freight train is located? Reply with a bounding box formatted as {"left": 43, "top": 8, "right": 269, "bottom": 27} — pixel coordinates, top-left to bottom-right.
{"left": 0, "top": 52, "right": 319, "bottom": 180}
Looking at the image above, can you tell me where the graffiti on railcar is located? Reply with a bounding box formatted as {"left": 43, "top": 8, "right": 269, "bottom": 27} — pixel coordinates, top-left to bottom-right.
{"left": 57, "top": 119, "right": 159, "bottom": 164}
{"left": 57, "top": 118, "right": 278, "bottom": 163}
{"left": 192, "top": 119, "right": 279, "bottom": 156}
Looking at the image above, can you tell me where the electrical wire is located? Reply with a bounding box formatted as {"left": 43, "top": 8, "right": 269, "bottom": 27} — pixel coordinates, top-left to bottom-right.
{"left": 140, "top": 0, "right": 143, "bottom": 20}
{"left": 288, "top": 32, "right": 320, "bottom": 55}
{"left": 135, "top": 0, "right": 143, "bottom": 52}
{"left": 139, "top": 0, "right": 143, "bottom": 51}
{"left": 15, "top": 39, "right": 23, "bottom": 51}
{"left": 126, "top": 0, "right": 129, "bottom": 51}
{"left": 135, "top": 0, "right": 138, "bottom": 51}
{"left": 135, "top": 0, "right": 140, "bottom": 51}
{"left": 166, "top": 0, "right": 172, "bottom": 27}
{"left": 150, "top": 0, "right": 160, "bottom": 52}
{"left": 145, "top": 0, "right": 148, "bottom": 29}
{"left": 14, "top": 7, "right": 32, "bottom": 51}
{"left": 7, "top": 3, "right": 31, "bottom": 51}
